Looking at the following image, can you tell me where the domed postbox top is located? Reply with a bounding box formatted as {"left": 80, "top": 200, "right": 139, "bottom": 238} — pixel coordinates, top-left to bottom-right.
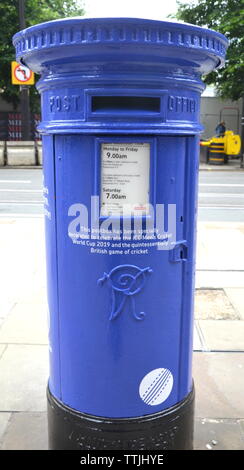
{"left": 13, "top": 17, "right": 228, "bottom": 76}
{"left": 12, "top": 18, "right": 228, "bottom": 135}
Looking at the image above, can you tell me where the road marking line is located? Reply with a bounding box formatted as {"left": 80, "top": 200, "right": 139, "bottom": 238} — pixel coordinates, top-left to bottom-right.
{"left": 0, "top": 213, "right": 43, "bottom": 218}
{"left": 0, "top": 180, "right": 31, "bottom": 183}
{"left": 199, "top": 183, "right": 244, "bottom": 187}
{"left": 0, "top": 202, "right": 43, "bottom": 205}
{"left": 196, "top": 269, "right": 244, "bottom": 272}
{"left": 199, "top": 206, "right": 244, "bottom": 209}
{"left": 199, "top": 193, "right": 244, "bottom": 197}
{"left": 0, "top": 189, "right": 42, "bottom": 192}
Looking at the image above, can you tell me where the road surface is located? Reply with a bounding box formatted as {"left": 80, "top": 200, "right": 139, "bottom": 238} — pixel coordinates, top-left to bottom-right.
{"left": 0, "top": 168, "right": 243, "bottom": 222}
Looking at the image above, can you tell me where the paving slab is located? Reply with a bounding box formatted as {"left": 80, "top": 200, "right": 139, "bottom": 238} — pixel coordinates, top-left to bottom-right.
{"left": 0, "top": 344, "right": 7, "bottom": 359}
{"left": 239, "top": 420, "right": 244, "bottom": 438}
{"left": 0, "top": 413, "right": 11, "bottom": 447}
{"left": 224, "top": 288, "right": 244, "bottom": 320}
{"left": 193, "top": 322, "right": 203, "bottom": 351}
{"left": 17, "top": 284, "right": 47, "bottom": 305}
{"left": 0, "top": 344, "right": 48, "bottom": 412}
{"left": 0, "top": 299, "right": 16, "bottom": 320}
{"left": 0, "top": 219, "right": 46, "bottom": 309}
{"left": 196, "top": 222, "right": 244, "bottom": 288}
{"left": 196, "top": 222, "right": 244, "bottom": 272}
{"left": 199, "top": 320, "right": 244, "bottom": 351}
{"left": 194, "top": 289, "right": 239, "bottom": 320}
{"left": 0, "top": 412, "right": 48, "bottom": 450}
{"left": 196, "top": 270, "right": 244, "bottom": 288}
{"left": 193, "top": 352, "right": 244, "bottom": 419}
{"left": 0, "top": 302, "right": 48, "bottom": 345}
{"left": 194, "top": 418, "right": 244, "bottom": 450}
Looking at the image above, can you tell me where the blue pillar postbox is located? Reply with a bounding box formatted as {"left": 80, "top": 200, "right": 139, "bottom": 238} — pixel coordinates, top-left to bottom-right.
{"left": 13, "top": 18, "right": 227, "bottom": 450}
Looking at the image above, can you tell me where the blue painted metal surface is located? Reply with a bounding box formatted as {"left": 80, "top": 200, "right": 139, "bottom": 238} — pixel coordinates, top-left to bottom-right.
{"left": 13, "top": 18, "right": 227, "bottom": 418}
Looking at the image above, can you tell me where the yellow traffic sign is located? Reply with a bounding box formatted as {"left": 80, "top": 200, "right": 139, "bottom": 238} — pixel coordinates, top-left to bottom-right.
{"left": 11, "top": 61, "right": 34, "bottom": 85}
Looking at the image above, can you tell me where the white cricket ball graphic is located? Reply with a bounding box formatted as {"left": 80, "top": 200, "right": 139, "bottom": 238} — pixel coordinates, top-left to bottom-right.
{"left": 139, "top": 368, "right": 173, "bottom": 406}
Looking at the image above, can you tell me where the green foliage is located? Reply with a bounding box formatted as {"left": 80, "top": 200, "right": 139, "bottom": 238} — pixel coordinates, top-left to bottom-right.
{"left": 0, "top": 0, "right": 85, "bottom": 111}
{"left": 175, "top": 0, "right": 244, "bottom": 100}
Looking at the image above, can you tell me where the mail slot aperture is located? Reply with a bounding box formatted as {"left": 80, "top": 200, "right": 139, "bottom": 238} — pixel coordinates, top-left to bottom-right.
{"left": 92, "top": 96, "right": 161, "bottom": 114}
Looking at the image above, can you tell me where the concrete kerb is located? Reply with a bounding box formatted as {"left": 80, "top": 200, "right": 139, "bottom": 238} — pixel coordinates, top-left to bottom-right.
{"left": 0, "top": 141, "right": 43, "bottom": 167}
{"left": 37, "top": 141, "right": 42, "bottom": 166}
{"left": 0, "top": 139, "right": 242, "bottom": 170}
{"left": 6, "top": 141, "right": 36, "bottom": 166}
{"left": 0, "top": 141, "right": 6, "bottom": 166}
{"left": 2, "top": 164, "right": 243, "bottom": 170}
{"left": 200, "top": 161, "right": 244, "bottom": 171}
{"left": 1, "top": 166, "right": 41, "bottom": 169}
{"left": 1, "top": 144, "right": 243, "bottom": 170}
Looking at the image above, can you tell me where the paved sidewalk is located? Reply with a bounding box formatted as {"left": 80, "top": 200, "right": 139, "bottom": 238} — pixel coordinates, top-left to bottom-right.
{"left": 0, "top": 216, "right": 243, "bottom": 450}
{"left": 199, "top": 159, "right": 244, "bottom": 171}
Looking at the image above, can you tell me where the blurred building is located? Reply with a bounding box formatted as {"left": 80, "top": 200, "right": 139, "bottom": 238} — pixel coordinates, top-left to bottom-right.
{"left": 200, "top": 86, "right": 242, "bottom": 140}
{"left": 0, "top": 95, "right": 40, "bottom": 141}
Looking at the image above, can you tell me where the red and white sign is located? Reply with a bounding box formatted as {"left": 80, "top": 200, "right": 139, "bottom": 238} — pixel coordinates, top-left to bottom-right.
{"left": 11, "top": 61, "right": 34, "bottom": 85}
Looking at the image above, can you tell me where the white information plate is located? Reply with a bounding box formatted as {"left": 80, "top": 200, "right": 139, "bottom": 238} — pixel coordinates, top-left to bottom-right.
{"left": 100, "top": 142, "right": 150, "bottom": 216}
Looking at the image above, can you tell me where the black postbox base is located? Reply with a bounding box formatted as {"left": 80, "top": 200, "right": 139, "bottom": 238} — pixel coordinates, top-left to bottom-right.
{"left": 47, "top": 385, "right": 195, "bottom": 450}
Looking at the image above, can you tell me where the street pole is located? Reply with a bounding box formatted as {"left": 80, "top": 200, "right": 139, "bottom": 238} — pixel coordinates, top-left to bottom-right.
{"left": 241, "top": 96, "right": 244, "bottom": 168}
{"left": 18, "top": 0, "right": 31, "bottom": 141}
